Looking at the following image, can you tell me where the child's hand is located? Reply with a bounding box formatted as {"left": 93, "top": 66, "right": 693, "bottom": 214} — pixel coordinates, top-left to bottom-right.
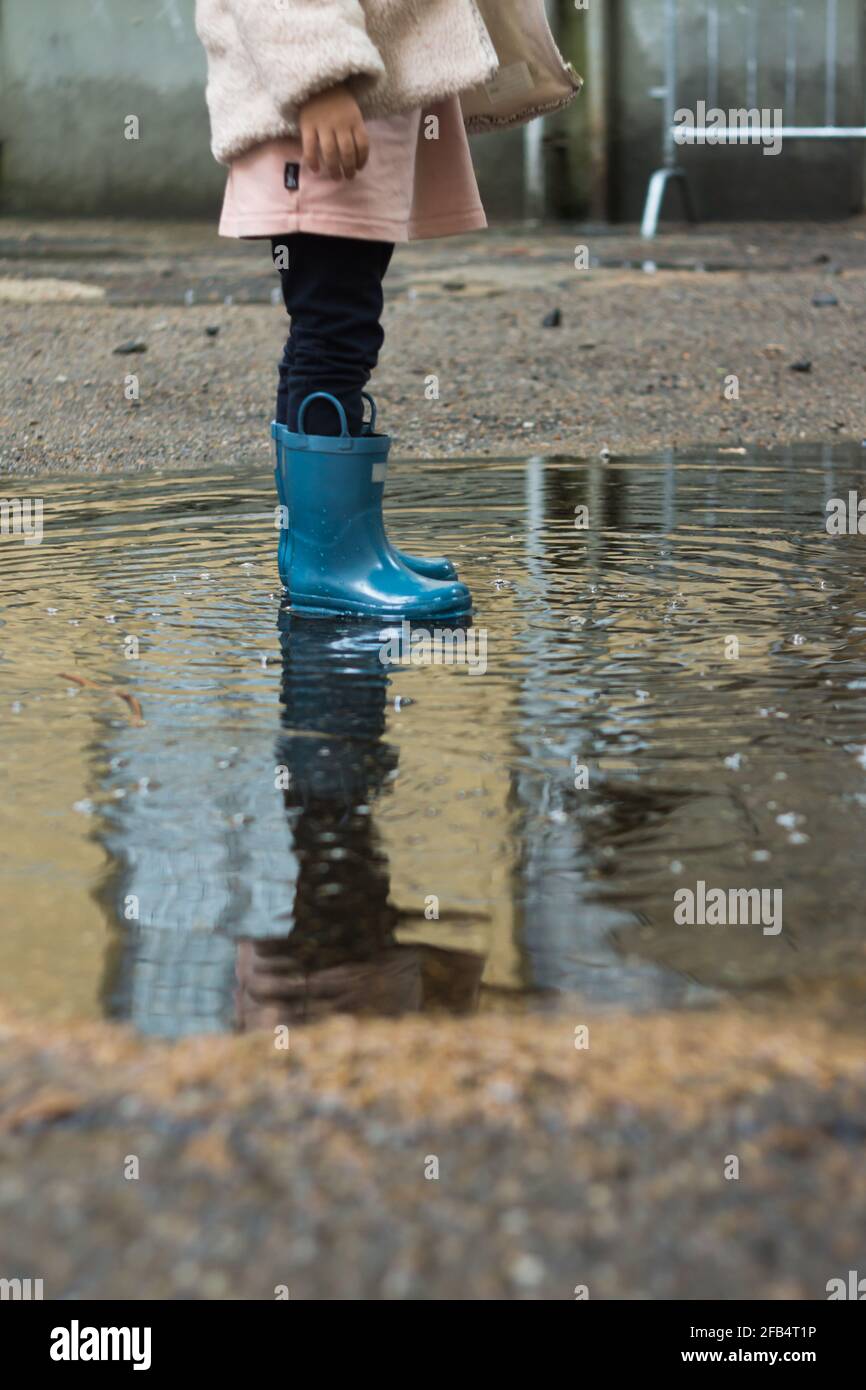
{"left": 299, "top": 83, "right": 370, "bottom": 181}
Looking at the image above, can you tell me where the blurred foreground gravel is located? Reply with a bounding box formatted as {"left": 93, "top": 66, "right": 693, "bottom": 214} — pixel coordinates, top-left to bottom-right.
{"left": 1, "top": 1002, "right": 865, "bottom": 1299}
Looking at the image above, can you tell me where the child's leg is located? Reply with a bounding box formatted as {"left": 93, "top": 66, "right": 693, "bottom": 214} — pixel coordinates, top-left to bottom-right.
{"left": 275, "top": 326, "right": 294, "bottom": 429}
{"left": 272, "top": 233, "right": 394, "bottom": 437}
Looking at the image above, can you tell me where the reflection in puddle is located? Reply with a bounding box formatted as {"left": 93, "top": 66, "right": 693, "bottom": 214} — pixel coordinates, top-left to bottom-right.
{"left": 1, "top": 444, "right": 866, "bottom": 1034}
{"left": 104, "top": 612, "right": 486, "bottom": 1034}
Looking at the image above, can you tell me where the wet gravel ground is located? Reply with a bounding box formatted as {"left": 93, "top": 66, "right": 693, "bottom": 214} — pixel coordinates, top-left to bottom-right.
{"left": 2, "top": 1002, "right": 865, "bottom": 1299}
{"left": 1, "top": 217, "right": 864, "bottom": 473}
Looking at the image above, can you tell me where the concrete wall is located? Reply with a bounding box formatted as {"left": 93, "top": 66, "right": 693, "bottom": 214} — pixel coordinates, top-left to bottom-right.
{"left": 0, "top": 0, "right": 225, "bottom": 215}
{"left": 609, "top": 0, "right": 866, "bottom": 221}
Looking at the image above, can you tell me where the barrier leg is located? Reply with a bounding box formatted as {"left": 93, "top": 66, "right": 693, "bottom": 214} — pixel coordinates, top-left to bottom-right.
{"left": 640, "top": 168, "right": 697, "bottom": 239}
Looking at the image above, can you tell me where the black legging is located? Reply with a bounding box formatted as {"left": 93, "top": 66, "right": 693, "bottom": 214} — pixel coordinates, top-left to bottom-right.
{"left": 272, "top": 232, "right": 395, "bottom": 438}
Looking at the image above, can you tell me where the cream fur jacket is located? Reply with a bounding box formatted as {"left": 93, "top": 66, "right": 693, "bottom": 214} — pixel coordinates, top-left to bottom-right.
{"left": 196, "top": 0, "right": 581, "bottom": 165}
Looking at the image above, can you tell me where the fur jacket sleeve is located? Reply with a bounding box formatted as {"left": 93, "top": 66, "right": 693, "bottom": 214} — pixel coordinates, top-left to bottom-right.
{"left": 223, "top": 1, "right": 387, "bottom": 115}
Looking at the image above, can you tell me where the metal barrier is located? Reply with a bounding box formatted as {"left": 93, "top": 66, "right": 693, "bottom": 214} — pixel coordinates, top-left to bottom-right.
{"left": 641, "top": 0, "right": 866, "bottom": 237}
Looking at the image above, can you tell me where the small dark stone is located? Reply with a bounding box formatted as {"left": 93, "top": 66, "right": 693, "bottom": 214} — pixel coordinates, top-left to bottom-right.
{"left": 789, "top": 359, "right": 812, "bottom": 373}
{"left": 113, "top": 339, "right": 147, "bottom": 355}
{"left": 811, "top": 291, "right": 839, "bottom": 308}
{"left": 542, "top": 308, "right": 562, "bottom": 328}
{"left": 443, "top": 281, "right": 466, "bottom": 292}
{"left": 205, "top": 326, "right": 220, "bottom": 338}
{"left": 813, "top": 252, "right": 831, "bottom": 264}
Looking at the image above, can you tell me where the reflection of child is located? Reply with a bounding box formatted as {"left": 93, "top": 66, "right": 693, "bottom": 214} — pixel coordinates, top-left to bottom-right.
{"left": 235, "top": 939, "right": 484, "bottom": 1029}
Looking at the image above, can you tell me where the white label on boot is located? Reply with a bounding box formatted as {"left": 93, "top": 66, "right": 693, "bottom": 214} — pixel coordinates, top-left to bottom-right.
{"left": 372, "top": 463, "right": 388, "bottom": 483}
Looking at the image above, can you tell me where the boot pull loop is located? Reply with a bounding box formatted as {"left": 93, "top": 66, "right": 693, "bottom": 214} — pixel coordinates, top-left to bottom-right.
{"left": 360, "top": 392, "right": 378, "bottom": 436}
{"left": 296, "top": 392, "right": 353, "bottom": 451}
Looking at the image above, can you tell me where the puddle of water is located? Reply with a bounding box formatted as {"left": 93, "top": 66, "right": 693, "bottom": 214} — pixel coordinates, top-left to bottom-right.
{"left": 2, "top": 444, "right": 866, "bottom": 1036}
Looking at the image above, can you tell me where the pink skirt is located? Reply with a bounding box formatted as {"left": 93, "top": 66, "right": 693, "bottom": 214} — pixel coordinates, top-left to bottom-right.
{"left": 219, "top": 96, "right": 487, "bottom": 243}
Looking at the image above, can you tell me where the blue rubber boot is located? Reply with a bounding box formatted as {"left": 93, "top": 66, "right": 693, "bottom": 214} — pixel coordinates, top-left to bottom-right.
{"left": 360, "top": 395, "right": 458, "bottom": 582}
{"left": 273, "top": 393, "right": 472, "bottom": 621}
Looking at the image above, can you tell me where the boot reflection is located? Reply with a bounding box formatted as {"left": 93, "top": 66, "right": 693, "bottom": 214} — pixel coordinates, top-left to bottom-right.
{"left": 236, "top": 610, "right": 483, "bottom": 1029}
